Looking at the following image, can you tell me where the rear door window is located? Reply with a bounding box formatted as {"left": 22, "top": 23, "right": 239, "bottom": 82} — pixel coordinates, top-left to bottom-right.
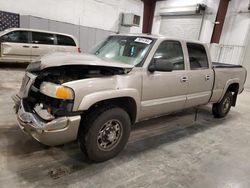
{"left": 32, "top": 32, "right": 55, "bottom": 45}
{"left": 187, "top": 43, "right": 209, "bottom": 70}
{"left": 1, "top": 31, "right": 28, "bottom": 43}
{"left": 57, "top": 35, "right": 76, "bottom": 46}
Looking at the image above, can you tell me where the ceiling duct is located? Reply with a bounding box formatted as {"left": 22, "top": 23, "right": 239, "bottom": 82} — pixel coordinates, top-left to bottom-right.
{"left": 159, "top": 4, "right": 206, "bottom": 16}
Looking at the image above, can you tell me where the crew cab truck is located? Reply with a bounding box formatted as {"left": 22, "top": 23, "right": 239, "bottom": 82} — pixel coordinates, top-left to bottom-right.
{"left": 13, "top": 34, "right": 247, "bottom": 162}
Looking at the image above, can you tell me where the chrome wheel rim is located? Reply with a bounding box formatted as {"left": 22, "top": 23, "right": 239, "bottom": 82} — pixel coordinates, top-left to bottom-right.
{"left": 97, "top": 119, "right": 123, "bottom": 151}
{"left": 223, "top": 97, "right": 231, "bottom": 113}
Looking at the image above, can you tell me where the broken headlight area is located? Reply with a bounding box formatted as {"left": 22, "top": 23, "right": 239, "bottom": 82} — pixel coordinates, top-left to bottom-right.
{"left": 25, "top": 88, "right": 75, "bottom": 121}
{"left": 24, "top": 64, "right": 129, "bottom": 121}
{"left": 32, "top": 65, "right": 129, "bottom": 85}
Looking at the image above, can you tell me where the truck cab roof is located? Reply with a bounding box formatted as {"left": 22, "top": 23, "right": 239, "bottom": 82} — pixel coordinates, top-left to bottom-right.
{"left": 112, "top": 33, "right": 206, "bottom": 45}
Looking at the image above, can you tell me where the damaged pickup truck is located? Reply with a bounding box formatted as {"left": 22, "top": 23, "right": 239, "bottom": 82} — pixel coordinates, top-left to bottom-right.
{"left": 13, "top": 34, "right": 247, "bottom": 162}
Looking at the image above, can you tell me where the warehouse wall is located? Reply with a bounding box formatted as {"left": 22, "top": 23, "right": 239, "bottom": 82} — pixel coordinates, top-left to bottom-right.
{"left": 220, "top": 0, "right": 250, "bottom": 46}
{"left": 0, "top": 0, "right": 143, "bottom": 33}
{"left": 152, "top": 0, "right": 250, "bottom": 65}
{"left": 151, "top": 0, "right": 220, "bottom": 43}
{"left": 19, "top": 15, "right": 114, "bottom": 52}
{"left": 210, "top": 0, "right": 250, "bottom": 65}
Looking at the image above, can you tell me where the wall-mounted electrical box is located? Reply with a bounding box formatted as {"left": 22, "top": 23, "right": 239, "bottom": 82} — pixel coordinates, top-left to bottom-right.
{"left": 122, "top": 13, "right": 140, "bottom": 27}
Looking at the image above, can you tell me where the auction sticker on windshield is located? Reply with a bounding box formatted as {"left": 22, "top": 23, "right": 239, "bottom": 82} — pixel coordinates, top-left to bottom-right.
{"left": 134, "top": 38, "right": 152, "bottom": 44}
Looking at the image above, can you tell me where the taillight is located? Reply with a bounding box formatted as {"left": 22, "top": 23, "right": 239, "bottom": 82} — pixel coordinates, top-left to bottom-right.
{"left": 78, "top": 47, "right": 81, "bottom": 53}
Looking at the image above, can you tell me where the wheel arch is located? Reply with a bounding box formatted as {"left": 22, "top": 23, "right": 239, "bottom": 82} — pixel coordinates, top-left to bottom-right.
{"left": 78, "top": 89, "right": 140, "bottom": 124}
{"left": 220, "top": 80, "right": 240, "bottom": 106}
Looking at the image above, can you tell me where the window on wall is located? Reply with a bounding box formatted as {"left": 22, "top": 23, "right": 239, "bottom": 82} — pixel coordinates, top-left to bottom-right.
{"left": 153, "top": 40, "right": 185, "bottom": 70}
{"left": 187, "top": 43, "right": 209, "bottom": 70}
{"left": 32, "top": 32, "right": 55, "bottom": 45}
{"left": 1, "top": 31, "right": 28, "bottom": 43}
{"left": 57, "top": 35, "right": 76, "bottom": 46}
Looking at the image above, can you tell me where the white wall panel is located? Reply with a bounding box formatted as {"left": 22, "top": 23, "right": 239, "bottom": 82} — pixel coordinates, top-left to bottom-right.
{"left": 80, "top": 27, "right": 97, "bottom": 52}
{"left": 160, "top": 15, "right": 203, "bottom": 40}
{"left": 210, "top": 44, "right": 245, "bottom": 65}
{"left": 29, "top": 17, "right": 49, "bottom": 30}
{"left": 19, "top": 15, "right": 30, "bottom": 28}
{"left": 0, "top": 0, "right": 143, "bottom": 33}
{"left": 213, "top": 0, "right": 250, "bottom": 65}
{"left": 49, "top": 21, "right": 75, "bottom": 35}
{"left": 20, "top": 15, "right": 114, "bottom": 53}
{"left": 152, "top": 0, "right": 220, "bottom": 43}
{"left": 220, "top": 0, "right": 250, "bottom": 46}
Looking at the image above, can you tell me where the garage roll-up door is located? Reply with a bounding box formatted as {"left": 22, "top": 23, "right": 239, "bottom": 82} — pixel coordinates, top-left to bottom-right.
{"left": 159, "top": 15, "right": 203, "bottom": 40}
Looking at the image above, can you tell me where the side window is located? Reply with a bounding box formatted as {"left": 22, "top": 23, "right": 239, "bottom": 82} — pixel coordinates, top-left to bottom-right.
{"left": 153, "top": 40, "right": 185, "bottom": 70}
{"left": 32, "top": 32, "right": 55, "bottom": 45}
{"left": 57, "top": 35, "right": 76, "bottom": 46}
{"left": 1, "top": 31, "right": 28, "bottom": 43}
{"left": 187, "top": 43, "right": 209, "bottom": 70}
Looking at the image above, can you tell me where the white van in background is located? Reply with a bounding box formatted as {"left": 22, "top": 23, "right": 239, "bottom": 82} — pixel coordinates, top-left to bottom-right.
{"left": 0, "top": 28, "right": 80, "bottom": 63}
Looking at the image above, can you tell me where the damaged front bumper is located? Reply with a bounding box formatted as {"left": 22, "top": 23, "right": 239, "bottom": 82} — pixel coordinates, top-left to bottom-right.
{"left": 13, "top": 96, "right": 81, "bottom": 146}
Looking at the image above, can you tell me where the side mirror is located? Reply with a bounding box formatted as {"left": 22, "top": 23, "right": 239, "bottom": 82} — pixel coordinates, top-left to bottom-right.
{"left": 148, "top": 59, "right": 174, "bottom": 72}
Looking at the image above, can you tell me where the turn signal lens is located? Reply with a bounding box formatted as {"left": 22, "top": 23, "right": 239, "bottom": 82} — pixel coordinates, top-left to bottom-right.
{"left": 56, "top": 86, "right": 74, "bottom": 100}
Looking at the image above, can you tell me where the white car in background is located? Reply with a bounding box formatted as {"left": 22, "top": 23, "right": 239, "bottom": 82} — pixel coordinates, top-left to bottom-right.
{"left": 0, "top": 28, "right": 80, "bottom": 63}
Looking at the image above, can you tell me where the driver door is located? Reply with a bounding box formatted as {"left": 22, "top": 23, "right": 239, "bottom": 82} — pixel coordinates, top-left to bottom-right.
{"left": 140, "top": 40, "right": 188, "bottom": 120}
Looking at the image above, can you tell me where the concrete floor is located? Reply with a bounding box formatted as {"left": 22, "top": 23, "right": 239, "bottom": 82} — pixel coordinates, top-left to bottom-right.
{"left": 1, "top": 67, "right": 250, "bottom": 188}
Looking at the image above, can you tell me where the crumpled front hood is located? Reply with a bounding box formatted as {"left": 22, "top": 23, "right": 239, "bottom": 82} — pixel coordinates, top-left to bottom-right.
{"left": 38, "top": 52, "right": 134, "bottom": 70}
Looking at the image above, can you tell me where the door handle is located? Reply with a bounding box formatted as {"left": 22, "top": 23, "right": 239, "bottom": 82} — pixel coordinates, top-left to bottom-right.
{"left": 205, "top": 75, "right": 210, "bottom": 81}
{"left": 22, "top": 45, "right": 30, "bottom": 48}
{"left": 181, "top": 76, "right": 188, "bottom": 82}
{"left": 32, "top": 46, "right": 39, "bottom": 48}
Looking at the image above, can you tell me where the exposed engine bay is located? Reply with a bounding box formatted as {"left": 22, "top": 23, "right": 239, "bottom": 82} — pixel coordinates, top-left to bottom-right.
{"left": 31, "top": 65, "right": 131, "bottom": 85}
{"left": 24, "top": 65, "right": 131, "bottom": 121}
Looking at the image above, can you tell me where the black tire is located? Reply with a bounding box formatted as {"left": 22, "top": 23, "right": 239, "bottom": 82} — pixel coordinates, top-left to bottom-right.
{"left": 78, "top": 106, "right": 131, "bottom": 162}
{"left": 212, "top": 91, "right": 233, "bottom": 118}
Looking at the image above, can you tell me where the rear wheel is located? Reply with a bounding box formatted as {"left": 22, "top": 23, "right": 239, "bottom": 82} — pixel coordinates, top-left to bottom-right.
{"left": 212, "top": 91, "right": 233, "bottom": 118}
{"left": 78, "top": 106, "right": 131, "bottom": 162}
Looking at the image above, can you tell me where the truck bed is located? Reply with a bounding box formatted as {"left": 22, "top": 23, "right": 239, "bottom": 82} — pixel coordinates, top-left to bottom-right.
{"left": 210, "top": 62, "right": 247, "bottom": 104}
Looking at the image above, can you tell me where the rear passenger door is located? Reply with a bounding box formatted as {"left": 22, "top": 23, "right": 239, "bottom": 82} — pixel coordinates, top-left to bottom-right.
{"left": 184, "top": 43, "right": 214, "bottom": 108}
{"left": 0, "top": 30, "right": 31, "bottom": 62}
{"left": 56, "top": 34, "right": 77, "bottom": 53}
{"left": 31, "top": 32, "right": 57, "bottom": 60}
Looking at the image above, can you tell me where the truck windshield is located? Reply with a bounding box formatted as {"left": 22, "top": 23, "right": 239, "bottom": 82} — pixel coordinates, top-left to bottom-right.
{"left": 91, "top": 36, "right": 154, "bottom": 66}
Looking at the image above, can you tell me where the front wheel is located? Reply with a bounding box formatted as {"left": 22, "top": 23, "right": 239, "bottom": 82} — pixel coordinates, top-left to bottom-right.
{"left": 78, "top": 106, "right": 131, "bottom": 162}
{"left": 212, "top": 91, "right": 233, "bottom": 118}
